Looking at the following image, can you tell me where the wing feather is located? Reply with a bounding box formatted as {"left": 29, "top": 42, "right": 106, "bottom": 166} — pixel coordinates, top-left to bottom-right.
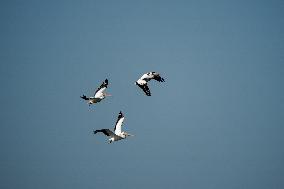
{"left": 94, "top": 79, "right": 108, "bottom": 97}
{"left": 94, "top": 129, "right": 115, "bottom": 137}
{"left": 114, "top": 111, "right": 125, "bottom": 135}
{"left": 137, "top": 83, "right": 151, "bottom": 96}
{"left": 152, "top": 72, "right": 165, "bottom": 82}
{"left": 80, "top": 95, "right": 90, "bottom": 100}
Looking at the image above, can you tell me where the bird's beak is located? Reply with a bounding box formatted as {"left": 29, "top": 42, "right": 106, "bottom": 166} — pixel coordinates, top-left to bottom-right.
{"left": 104, "top": 93, "right": 112, "bottom": 97}
{"left": 127, "top": 133, "right": 134, "bottom": 137}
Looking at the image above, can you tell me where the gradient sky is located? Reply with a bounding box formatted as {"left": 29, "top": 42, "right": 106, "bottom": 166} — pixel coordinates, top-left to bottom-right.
{"left": 1, "top": 1, "right": 284, "bottom": 189}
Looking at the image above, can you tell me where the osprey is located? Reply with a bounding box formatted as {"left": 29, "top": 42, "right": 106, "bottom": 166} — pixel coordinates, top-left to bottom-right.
{"left": 135, "top": 72, "right": 165, "bottom": 96}
{"left": 94, "top": 111, "right": 134, "bottom": 143}
{"left": 80, "top": 79, "right": 111, "bottom": 106}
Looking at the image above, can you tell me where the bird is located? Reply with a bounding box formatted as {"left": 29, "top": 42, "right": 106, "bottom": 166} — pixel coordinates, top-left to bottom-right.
{"left": 80, "top": 79, "right": 111, "bottom": 106}
{"left": 135, "top": 72, "right": 165, "bottom": 96}
{"left": 93, "top": 111, "right": 134, "bottom": 143}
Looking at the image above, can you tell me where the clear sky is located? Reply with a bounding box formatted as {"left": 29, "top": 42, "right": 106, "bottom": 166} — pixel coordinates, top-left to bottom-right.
{"left": 0, "top": 1, "right": 284, "bottom": 189}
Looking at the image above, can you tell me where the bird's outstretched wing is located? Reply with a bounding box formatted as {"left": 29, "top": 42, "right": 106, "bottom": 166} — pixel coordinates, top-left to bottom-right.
{"left": 94, "top": 79, "right": 108, "bottom": 96}
{"left": 80, "top": 95, "right": 90, "bottom": 100}
{"left": 152, "top": 72, "right": 165, "bottom": 82}
{"left": 137, "top": 83, "right": 151, "bottom": 96}
{"left": 114, "top": 111, "right": 125, "bottom": 135}
{"left": 93, "top": 129, "right": 115, "bottom": 137}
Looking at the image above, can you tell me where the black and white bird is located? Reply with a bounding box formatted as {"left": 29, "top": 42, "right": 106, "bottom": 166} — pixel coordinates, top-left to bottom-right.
{"left": 80, "top": 79, "right": 111, "bottom": 106}
{"left": 135, "top": 72, "right": 165, "bottom": 96}
{"left": 93, "top": 111, "right": 133, "bottom": 143}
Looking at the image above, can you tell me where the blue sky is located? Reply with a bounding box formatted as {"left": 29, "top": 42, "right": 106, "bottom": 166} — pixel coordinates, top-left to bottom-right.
{"left": 0, "top": 1, "right": 284, "bottom": 189}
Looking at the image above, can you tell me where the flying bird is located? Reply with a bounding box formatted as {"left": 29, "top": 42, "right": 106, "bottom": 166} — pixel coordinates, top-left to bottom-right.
{"left": 93, "top": 111, "right": 133, "bottom": 143}
{"left": 135, "top": 72, "right": 165, "bottom": 96}
{"left": 80, "top": 79, "right": 111, "bottom": 106}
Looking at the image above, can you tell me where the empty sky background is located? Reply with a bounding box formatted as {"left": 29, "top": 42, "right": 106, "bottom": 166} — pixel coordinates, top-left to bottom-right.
{"left": 0, "top": 0, "right": 284, "bottom": 188}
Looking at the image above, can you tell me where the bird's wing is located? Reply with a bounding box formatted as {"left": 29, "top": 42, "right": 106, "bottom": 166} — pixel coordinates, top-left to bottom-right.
{"left": 94, "top": 79, "right": 108, "bottom": 98}
{"left": 80, "top": 95, "right": 90, "bottom": 100}
{"left": 94, "top": 129, "right": 116, "bottom": 137}
{"left": 152, "top": 72, "right": 165, "bottom": 82}
{"left": 137, "top": 82, "right": 151, "bottom": 96}
{"left": 114, "top": 111, "right": 125, "bottom": 135}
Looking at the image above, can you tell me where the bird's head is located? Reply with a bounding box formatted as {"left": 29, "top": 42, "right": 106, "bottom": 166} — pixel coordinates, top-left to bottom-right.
{"left": 122, "top": 132, "right": 134, "bottom": 138}
{"left": 103, "top": 92, "right": 112, "bottom": 98}
{"left": 135, "top": 81, "right": 138, "bottom": 85}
